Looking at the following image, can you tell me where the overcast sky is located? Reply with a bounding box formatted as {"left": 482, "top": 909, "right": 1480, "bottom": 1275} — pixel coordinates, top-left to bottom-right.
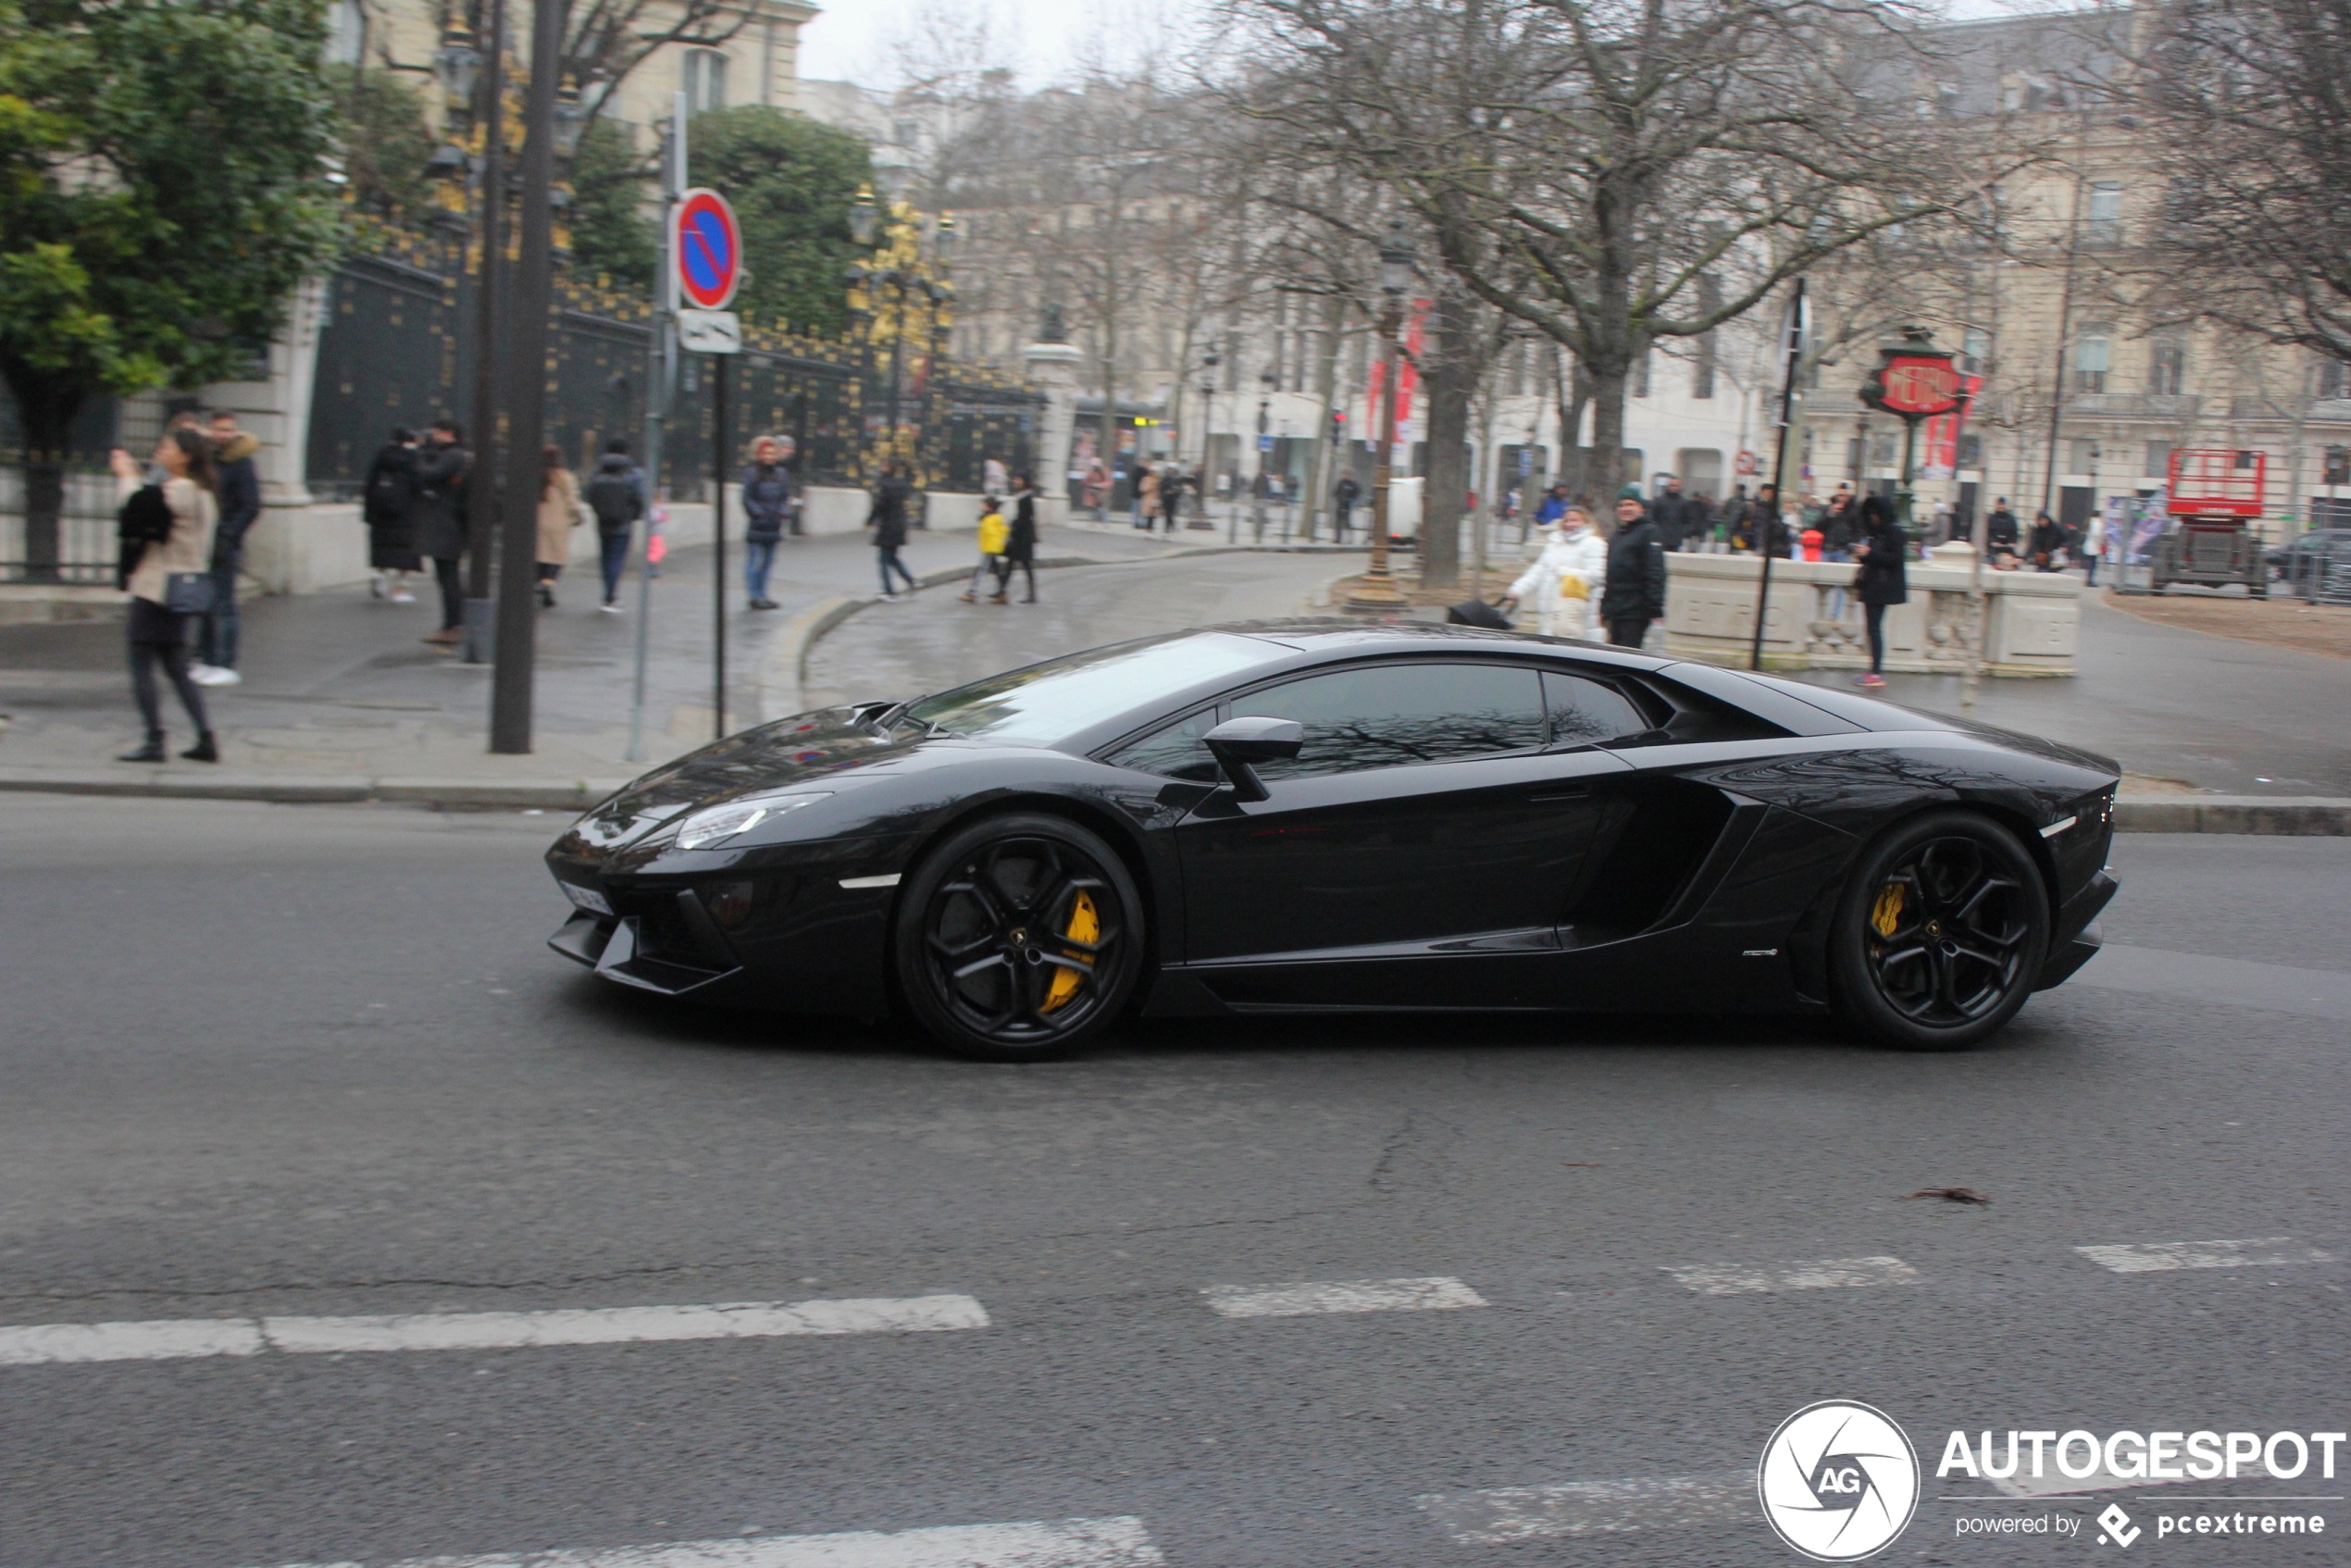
{"left": 798, "top": 0, "right": 2062, "bottom": 92}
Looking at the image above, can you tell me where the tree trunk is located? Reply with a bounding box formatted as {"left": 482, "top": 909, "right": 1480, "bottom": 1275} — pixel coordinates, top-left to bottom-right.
{"left": 1557, "top": 359, "right": 1594, "bottom": 507}
{"left": 1587, "top": 365, "right": 1628, "bottom": 519}
{"left": 6, "top": 372, "right": 82, "bottom": 585}
{"left": 1419, "top": 290, "right": 1474, "bottom": 590}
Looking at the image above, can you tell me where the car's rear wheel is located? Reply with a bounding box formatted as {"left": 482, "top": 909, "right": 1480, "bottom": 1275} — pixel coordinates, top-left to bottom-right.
{"left": 1830, "top": 809, "right": 2049, "bottom": 1051}
{"left": 892, "top": 812, "right": 1144, "bottom": 1062}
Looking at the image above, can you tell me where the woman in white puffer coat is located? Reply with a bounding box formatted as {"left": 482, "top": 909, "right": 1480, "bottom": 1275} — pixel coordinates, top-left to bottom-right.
{"left": 1499, "top": 505, "right": 1608, "bottom": 640}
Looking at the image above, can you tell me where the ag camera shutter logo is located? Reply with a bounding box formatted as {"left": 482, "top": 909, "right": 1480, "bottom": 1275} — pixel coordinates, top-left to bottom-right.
{"left": 1759, "top": 1400, "right": 1922, "bottom": 1561}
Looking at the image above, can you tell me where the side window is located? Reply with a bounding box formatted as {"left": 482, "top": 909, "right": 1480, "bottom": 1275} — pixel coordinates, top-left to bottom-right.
{"left": 1543, "top": 671, "right": 1651, "bottom": 746}
{"left": 1106, "top": 707, "right": 1222, "bottom": 781}
{"left": 1232, "top": 663, "right": 1546, "bottom": 779}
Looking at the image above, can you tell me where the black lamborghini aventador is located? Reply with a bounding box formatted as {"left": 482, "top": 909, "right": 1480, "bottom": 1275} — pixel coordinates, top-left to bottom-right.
{"left": 545, "top": 620, "right": 2118, "bottom": 1060}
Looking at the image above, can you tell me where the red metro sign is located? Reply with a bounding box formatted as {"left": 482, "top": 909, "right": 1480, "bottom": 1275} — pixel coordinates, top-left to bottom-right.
{"left": 1860, "top": 329, "right": 1966, "bottom": 420}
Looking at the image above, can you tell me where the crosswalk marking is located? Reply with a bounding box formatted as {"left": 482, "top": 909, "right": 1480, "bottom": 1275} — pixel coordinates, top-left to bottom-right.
{"left": 1417, "top": 1472, "right": 1751, "bottom": 1543}
{"left": 259, "top": 1516, "right": 1164, "bottom": 1568}
{"left": 2074, "top": 1238, "right": 2332, "bottom": 1274}
{"left": 0, "top": 1295, "right": 989, "bottom": 1367}
{"left": 1201, "top": 1276, "right": 1487, "bottom": 1319}
{"left": 1665, "top": 1255, "right": 1921, "bottom": 1296}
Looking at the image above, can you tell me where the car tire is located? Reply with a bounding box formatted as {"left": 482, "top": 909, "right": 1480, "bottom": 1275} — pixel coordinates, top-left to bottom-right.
{"left": 893, "top": 811, "right": 1145, "bottom": 1062}
{"left": 1829, "top": 808, "right": 2050, "bottom": 1052}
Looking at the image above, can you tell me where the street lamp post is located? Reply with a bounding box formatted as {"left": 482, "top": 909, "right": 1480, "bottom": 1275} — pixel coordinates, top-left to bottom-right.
{"left": 1347, "top": 220, "right": 1415, "bottom": 613}
{"left": 1196, "top": 349, "right": 1218, "bottom": 530}
{"left": 1252, "top": 369, "right": 1277, "bottom": 543}
{"left": 431, "top": 13, "right": 503, "bottom": 666}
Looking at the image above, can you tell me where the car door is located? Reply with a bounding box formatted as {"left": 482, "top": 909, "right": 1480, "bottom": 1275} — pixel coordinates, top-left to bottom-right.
{"left": 1168, "top": 659, "right": 1635, "bottom": 1007}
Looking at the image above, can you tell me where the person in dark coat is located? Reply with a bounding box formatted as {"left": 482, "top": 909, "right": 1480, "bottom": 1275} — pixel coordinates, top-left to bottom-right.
{"left": 1599, "top": 487, "right": 1668, "bottom": 648}
{"left": 1851, "top": 492, "right": 1909, "bottom": 688}
{"left": 1155, "top": 466, "right": 1187, "bottom": 533}
{"left": 868, "top": 462, "right": 917, "bottom": 599}
{"left": 362, "top": 428, "right": 421, "bottom": 603}
{"left": 740, "top": 436, "right": 793, "bottom": 610}
{"left": 191, "top": 410, "right": 260, "bottom": 686}
{"left": 2028, "top": 509, "right": 2066, "bottom": 571}
{"left": 1821, "top": 488, "right": 1859, "bottom": 559}
{"left": 1003, "top": 472, "right": 1040, "bottom": 603}
{"left": 409, "top": 418, "right": 471, "bottom": 644}
{"left": 1984, "top": 497, "right": 2021, "bottom": 566}
{"left": 1333, "top": 473, "right": 1361, "bottom": 541}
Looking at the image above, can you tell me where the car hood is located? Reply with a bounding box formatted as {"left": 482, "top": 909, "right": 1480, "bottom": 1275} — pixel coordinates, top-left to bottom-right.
{"left": 565, "top": 707, "right": 922, "bottom": 851}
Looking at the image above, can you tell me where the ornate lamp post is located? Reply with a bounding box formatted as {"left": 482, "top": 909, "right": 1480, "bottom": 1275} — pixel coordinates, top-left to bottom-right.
{"left": 429, "top": 13, "right": 504, "bottom": 664}
{"left": 1347, "top": 220, "right": 1416, "bottom": 613}
{"left": 1195, "top": 348, "right": 1219, "bottom": 529}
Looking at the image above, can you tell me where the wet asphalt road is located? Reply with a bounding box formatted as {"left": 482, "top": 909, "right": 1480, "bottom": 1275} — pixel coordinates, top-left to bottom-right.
{"left": 1, "top": 793, "right": 2345, "bottom": 1568}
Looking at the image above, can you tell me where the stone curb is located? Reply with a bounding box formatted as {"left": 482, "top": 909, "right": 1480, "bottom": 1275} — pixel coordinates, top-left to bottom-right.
{"left": 0, "top": 766, "right": 2345, "bottom": 832}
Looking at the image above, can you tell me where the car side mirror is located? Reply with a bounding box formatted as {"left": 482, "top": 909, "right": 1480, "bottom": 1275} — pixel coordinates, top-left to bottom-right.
{"left": 1203, "top": 716, "right": 1304, "bottom": 803}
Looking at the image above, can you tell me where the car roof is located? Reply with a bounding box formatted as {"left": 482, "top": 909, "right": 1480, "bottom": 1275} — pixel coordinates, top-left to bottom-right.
{"left": 1225, "top": 616, "right": 1676, "bottom": 672}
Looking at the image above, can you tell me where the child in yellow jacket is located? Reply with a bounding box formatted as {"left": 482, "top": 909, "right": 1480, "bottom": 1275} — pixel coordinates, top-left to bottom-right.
{"left": 961, "top": 496, "right": 1011, "bottom": 603}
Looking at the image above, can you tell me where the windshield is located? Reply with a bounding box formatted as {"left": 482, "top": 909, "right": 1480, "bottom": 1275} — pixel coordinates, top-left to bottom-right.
{"left": 902, "top": 631, "right": 1278, "bottom": 745}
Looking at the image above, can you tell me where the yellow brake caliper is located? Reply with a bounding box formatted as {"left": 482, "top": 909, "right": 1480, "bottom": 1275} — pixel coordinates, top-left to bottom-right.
{"left": 1040, "top": 891, "right": 1099, "bottom": 1014}
{"left": 1871, "top": 881, "right": 1906, "bottom": 940}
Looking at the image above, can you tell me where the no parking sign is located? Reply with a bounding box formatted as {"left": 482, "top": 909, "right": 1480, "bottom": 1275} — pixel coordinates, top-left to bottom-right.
{"left": 673, "top": 188, "right": 741, "bottom": 311}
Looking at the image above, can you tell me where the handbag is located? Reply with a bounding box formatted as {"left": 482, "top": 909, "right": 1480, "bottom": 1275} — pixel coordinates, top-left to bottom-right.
{"left": 162, "top": 571, "right": 217, "bottom": 616}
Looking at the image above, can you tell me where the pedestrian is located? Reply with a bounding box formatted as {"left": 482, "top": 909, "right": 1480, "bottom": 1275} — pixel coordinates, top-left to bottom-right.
{"left": 1157, "top": 465, "right": 1187, "bottom": 533}
{"left": 1333, "top": 472, "right": 1361, "bottom": 541}
{"left": 1599, "top": 486, "right": 1668, "bottom": 649}
{"left": 1534, "top": 482, "right": 1569, "bottom": 532}
{"left": 2029, "top": 509, "right": 2066, "bottom": 571}
{"left": 961, "top": 493, "right": 1010, "bottom": 603}
{"left": 410, "top": 418, "right": 471, "bottom": 646}
{"left": 583, "top": 438, "right": 645, "bottom": 613}
{"left": 1852, "top": 492, "right": 1909, "bottom": 689}
{"left": 869, "top": 460, "right": 918, "bottom": 600}
{"left": 109, "top": 429, "right": 219, "bottom": 762}
{"left": 1133, "top": 460, "right": 1159, "bottom": 530}
{"left": 1004, "top": 472, "right": 1040, "bottom": 602}
{"left": 186, "top": 410, "right": 261, "bottom": 688}
{"left": 2084, "top": 507, "right": 2106, "bottom": 587}
{"left": 1985, "top": 497, "right": 2021, "bottom": 566}
{"left": 740, "top": 435, "right": 793, "bottom": 610}
{"left": 534, "top": 443, "right": 580, "bottom": 609}
{"left": 1651, "top": 475, "right": 1689, "bottom": 550}
{"left": 983, "top": 454, "right": 1009, "bottom": 499}
{"left": 1499, "top": 504, "right": 1608, "bottom": 640}
{"left": 362, "top": 427, "right": 420, "bottom": 603}
{"left": 1821, "top": 486, "right": 1858, "bottom": 561}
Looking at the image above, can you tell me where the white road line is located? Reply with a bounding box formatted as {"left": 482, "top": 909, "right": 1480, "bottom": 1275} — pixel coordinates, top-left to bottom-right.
{"left": 1201, "top": 1276, "right": 1487, "bottom": 1319}
{"left": 1665, "top": 1255, "right": 1922, "bottom": 1296}
{"left": 1418, "top": 1472, "right": 1751, "bottom": 1544}
{"left": 0, "top": 1317, "right": 266, "bottom": 1366}
{"left": 2075, "top": 1238, "right": 2333, "bottom": 1274}
{"left": 261, "top": 1515, "right": 1163, "bottom": 1568}
{"left": 0, "top": 1295, "right": 988, "bottom": 1367}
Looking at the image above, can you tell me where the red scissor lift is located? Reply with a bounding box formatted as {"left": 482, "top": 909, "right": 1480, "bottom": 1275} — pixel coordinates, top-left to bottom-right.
{"left": 2153, "top": 449, "right": 2269, "bottom": 595}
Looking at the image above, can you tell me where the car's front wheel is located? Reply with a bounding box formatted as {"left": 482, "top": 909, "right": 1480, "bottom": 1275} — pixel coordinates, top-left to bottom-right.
{"left": 892, "top": 812, "right": 1144, "bottom": 1062}
{"left": 1829, "top": 809, "right": 2050, "bottom": 1051}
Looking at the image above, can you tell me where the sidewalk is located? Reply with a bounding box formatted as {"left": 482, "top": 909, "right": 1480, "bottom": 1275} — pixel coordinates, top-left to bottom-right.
{"left": 0, "top": 521, "right": 1202, "bottom": 804}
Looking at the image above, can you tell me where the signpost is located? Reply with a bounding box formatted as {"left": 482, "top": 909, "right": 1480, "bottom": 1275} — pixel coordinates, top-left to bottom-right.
{"left": 673, "top": 189, "right": 742, "bottom": 741}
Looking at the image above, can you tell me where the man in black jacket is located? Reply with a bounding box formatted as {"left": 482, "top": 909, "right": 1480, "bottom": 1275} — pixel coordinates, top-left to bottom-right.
{"left": 1650, "top": 475, "right": 1690, "bottom": 550}
{"left": 191, "top": 409, "right": 262, "bottom": 686}
{"left": 1600, "top": 486, "right": 1669, "bottom": 648}
{"left": 1985, "top": 497, "right": 2021, "bottom": 565}
{"left": 411, "top": 419, "right": 472, "bottom": 644}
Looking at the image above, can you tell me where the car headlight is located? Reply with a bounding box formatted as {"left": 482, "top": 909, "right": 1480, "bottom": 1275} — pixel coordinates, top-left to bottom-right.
{"left": 674, "top": 792, "right": 832, "bottom": 850}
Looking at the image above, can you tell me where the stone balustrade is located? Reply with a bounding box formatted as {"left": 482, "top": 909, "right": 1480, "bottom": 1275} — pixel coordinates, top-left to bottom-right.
{"left": 1660, "top": 541, "right": 2081, "bottom": 677}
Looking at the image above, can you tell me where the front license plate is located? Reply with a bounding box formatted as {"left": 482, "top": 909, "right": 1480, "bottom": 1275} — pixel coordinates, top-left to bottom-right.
{"left": 561, "top": 880, "right": 614, "bottom": 917}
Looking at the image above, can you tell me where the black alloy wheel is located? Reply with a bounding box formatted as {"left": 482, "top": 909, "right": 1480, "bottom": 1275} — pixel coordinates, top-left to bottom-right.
{"left": 1829, "top": 809, "right": 2050, "bottom": 1051}
{"left": 893, "top": 812, "right": 1144, "bottom": 1061}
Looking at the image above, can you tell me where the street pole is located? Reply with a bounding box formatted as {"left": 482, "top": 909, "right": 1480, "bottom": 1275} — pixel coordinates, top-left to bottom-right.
{"left": 1348, "top": 298, "right": 1411, "bottom": 611}
{"left": 624, "top": 93, "right": 684, "bottom": 765}
{"left": 488, "top": 0, "right": 562, "bottom": 753}
{"left": 711, "top": 352, "right": 728, "bottom": 740}
{"left": 460, "top": 0, "right": 505, "bottom": 666}
{"left": 1750, "top": 276, "right": 1805, "bottom": 671}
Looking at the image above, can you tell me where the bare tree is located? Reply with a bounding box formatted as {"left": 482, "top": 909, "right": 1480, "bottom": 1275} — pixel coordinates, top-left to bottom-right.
{"left": 1228, "top": 0, "right": 2006, "bottom": 509}
{"left": 2136, "top": 0, "right": 2351, "bottom": 365}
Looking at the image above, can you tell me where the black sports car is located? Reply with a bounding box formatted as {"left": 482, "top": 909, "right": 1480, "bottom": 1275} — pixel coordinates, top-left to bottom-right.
{"left": 545, "top": 621, "right": 2118, "bottom": 1060}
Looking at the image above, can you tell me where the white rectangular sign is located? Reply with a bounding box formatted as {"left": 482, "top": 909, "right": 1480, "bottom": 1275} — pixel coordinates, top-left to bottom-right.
{"left": 677, "top": 307, "right": 741, "bottom": 355}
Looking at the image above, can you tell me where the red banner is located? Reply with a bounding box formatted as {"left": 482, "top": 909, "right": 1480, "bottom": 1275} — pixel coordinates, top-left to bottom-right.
{"left": 1363, "top": 299, "right": 1431, "bottom": 449}
{"left": 1921, "top": 374, "right": 1983, "bottom": 475}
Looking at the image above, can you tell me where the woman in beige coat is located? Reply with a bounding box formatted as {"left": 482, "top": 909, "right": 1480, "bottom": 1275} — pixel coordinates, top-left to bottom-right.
{"left": 535, "top": 444, "right": 582, "bottom": 608}
{"left": 110, "top": 429, "right": 220, "bottom": 762}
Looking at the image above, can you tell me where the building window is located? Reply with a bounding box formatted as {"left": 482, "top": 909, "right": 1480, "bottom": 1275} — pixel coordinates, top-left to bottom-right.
{"left": 1634, "top": 346, "right": 1651, "bottom": 399}
{"left": 2320, "top": 358, "right": 2350, "bottom": 400}
{"left": 2073, "top": 324, "right": 2111, "bottom": 393}
{"left": 1960, "top": 326, "right": 1992, "bottom": 375}
{"left": 2326, "top": 446, "right": 2351, "bottom": 485}
{"left": 2146, "top": 441, "right": 2172, "bottom": 479}
{"left": 1958, "top": 432, "right": 1983, "bottom": 468}
{"left": 2069, "top": 438, "right": 2099, "bottom": 475}
{"left": 325, "top": 0, "right": 366, "bottom": 64}
{"left": 683, "top": 49, "right": 728, "bottom": 116}
{"left": 2148, "top": 335, "right": 2186, "bottom": 396}
{"left": 1693, "top": 332, "right": 1717, "bottom": 399}
{"left": 2084, "top": 182, "right": 2123, "bottom": 247}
